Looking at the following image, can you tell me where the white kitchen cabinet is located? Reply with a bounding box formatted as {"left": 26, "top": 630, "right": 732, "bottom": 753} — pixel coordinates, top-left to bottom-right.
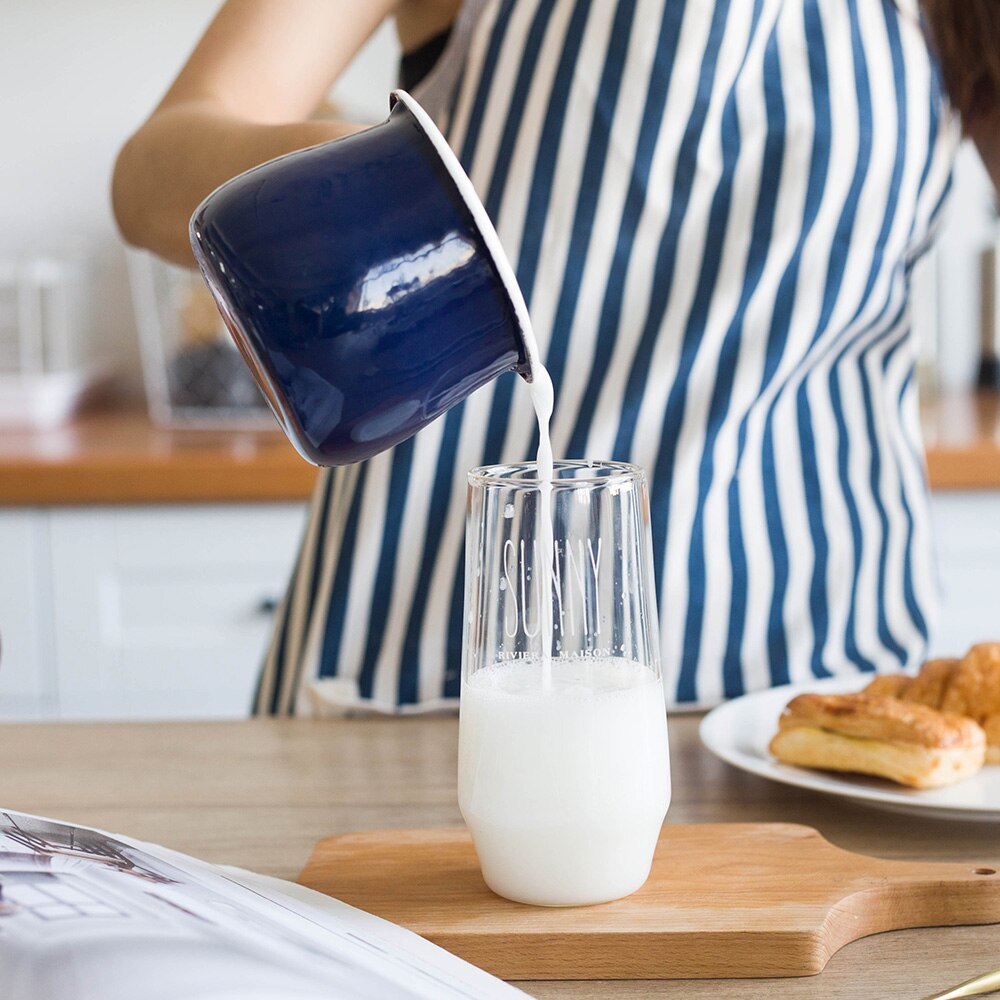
{"left": 928, "top": 492, "right": 1000, "bottom": 657}
{"left": 0, "top": 503, "right": 305, "bottom": 721}
{"left": 0, "top": 510, "right": 56, "bottom": 718}
{"left": 0, "top": 493, "right": 997, "bottom": 721}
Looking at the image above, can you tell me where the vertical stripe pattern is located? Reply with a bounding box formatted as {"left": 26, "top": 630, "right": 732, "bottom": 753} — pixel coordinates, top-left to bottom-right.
{"left": 259, "top": 0, "right": 959, "bottom": 714}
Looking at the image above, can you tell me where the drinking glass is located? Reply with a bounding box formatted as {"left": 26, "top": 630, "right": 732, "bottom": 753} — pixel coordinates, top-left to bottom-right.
{"left": 459, "top": 461, "right": 670, "bottom": 906}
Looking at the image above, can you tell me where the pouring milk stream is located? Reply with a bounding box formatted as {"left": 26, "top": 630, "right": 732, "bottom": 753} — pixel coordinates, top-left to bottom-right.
{"left": 526, "top": 356, "right": 555, "bottom": 689}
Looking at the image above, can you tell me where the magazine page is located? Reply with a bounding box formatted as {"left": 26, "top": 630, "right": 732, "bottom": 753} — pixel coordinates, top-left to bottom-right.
{"left": 0, "top": 810, "right": 525, "bottom": 1000}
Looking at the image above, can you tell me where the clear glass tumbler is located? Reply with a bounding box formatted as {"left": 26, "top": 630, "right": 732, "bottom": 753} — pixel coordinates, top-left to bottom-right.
{"left": 459, "top": 461, "right": 670, "bottom": 906}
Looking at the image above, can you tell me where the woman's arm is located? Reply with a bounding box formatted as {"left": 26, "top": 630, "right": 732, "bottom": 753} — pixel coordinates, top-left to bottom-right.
{"left": 112, "top": 0, "right": 398, "bottom": 265}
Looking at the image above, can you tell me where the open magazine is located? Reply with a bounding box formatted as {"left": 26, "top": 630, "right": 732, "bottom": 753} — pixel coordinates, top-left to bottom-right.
{"left": 0, "top": 809, "right": 525, "bottom": 999}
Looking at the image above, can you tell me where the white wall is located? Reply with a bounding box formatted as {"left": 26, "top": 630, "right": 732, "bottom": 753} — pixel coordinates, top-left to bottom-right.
{"left": 933, "top": 143, "right": 998, "bottom": 390}
{"left": 2, "top": 1, "right": 399, "bottom": 389}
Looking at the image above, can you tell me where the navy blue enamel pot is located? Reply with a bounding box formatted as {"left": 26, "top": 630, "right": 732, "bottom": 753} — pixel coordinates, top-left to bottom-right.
{"left": 190, "top": 90, "right": 535, "bottom": 466}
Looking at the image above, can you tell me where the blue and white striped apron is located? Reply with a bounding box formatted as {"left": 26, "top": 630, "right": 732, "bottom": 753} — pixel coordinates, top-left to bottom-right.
{"left": 257, "top": 0, "right": 959, "bottom": 715}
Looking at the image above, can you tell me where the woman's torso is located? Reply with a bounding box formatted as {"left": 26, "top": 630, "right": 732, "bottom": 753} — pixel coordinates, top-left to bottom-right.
{"left": 258, "top": 0, "right": 959, "bottom": 714}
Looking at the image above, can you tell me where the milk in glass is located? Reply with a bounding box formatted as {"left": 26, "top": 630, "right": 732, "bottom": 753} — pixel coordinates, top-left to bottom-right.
{"left": 458, "top": 657, "right": 670, "bottom": 905}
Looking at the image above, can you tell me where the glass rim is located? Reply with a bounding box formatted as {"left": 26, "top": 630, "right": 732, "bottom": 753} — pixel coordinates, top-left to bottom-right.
{"left": 467, "top": 459, "right": 646, "bottom": 491}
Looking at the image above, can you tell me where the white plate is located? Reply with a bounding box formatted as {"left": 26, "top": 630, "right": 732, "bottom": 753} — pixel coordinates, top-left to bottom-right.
{"left": 699, "top": 676, "right": 1000, "bottom": 822}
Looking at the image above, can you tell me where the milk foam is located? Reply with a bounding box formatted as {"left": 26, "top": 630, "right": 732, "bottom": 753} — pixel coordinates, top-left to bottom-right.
{"left": 458, "top": 657, "right": 670, "bottom": 906}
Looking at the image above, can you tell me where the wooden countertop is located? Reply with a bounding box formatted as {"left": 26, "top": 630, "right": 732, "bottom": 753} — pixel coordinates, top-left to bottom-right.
{"left": 0, "top": 407, "right": 318, "bottom": 505}
{"left": 921, "top": 389, "right": 1000, "bottom": 489}
{"left": 0, "top": 390, "right": 998, "bottom": 504}
{"left": 0, "top": 714, "right": 996, "bottom": 999}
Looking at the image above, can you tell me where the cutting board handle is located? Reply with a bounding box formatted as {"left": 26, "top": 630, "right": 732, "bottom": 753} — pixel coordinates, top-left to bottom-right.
{"left": 830, "top": 853, "right": 1000, "bottom": 951}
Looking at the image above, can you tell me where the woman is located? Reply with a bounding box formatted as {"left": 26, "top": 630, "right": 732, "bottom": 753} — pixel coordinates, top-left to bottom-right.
{"left": 114, "top": 0, "right": 1000, "bottom": 714}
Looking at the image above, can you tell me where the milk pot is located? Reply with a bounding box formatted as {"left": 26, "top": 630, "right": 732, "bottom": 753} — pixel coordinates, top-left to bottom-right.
{"left": 190, "top": 91, "right": 537, "bottom": 467}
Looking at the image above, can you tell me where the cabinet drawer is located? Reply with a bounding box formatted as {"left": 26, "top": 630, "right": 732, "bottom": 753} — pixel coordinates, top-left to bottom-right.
{"left": 106, "top": 567, "right": 285, "bottom": 643}
{"left": 49, "top": 503, "right": 306, "bottom": 720}
{"left": 109, "top": 505, "right": 305, "bottom": 570}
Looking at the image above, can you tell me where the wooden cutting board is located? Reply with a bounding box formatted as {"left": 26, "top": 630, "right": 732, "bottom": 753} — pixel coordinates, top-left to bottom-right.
{"left": 298, "top": 823, "right": 1000, "bottom": 980}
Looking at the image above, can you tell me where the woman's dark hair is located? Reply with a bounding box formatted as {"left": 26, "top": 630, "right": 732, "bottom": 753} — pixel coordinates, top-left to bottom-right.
{"left": 922, "top": 1, "right": 1000, "bottom": 126}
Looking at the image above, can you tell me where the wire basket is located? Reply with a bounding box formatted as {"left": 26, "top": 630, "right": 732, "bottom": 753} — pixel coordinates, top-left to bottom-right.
{"left": 126, "top": 250, "right": 275, "bottom": 429}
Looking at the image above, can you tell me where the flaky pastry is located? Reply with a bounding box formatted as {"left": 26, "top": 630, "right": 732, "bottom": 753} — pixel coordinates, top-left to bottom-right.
{"left": 863, "top": 674, "right": 912, "bottom": 700}
{"left": 984, "top": 715, "right": 1000, "bottom": 765}
{"left": 942, "top": 643, "right": 1000, "bottom": 720}
{"left": 863, "top": 645, "right": 1000, "bottom": 762}
{"left": 902, "top": 658, "right": 959, "bottom": 709}
{"left": 770, "top": 693, "right": 985, "bottom": 789}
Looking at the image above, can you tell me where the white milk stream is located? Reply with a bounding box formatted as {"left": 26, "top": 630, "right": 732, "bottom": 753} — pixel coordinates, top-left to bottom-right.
{"left": 525, "top": 358, "right": 555, "bottom": 689}
{"left": 458, "top": 657, "right": 671, "bottom": 906}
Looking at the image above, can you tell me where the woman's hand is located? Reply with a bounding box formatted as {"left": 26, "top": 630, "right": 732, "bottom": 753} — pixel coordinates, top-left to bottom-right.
{"left": 112, "top": 0, "right": 398, "bottom": 266}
